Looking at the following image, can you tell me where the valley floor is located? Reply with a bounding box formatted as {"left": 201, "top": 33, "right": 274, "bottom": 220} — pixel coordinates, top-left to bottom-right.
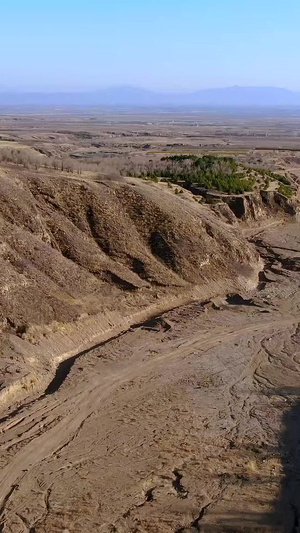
{"left": 0, "top": 222, "right": 299, "bottom": 532}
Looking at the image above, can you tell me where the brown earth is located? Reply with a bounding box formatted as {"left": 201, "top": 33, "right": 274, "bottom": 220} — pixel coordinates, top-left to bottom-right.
{"left": 0, "top": 222, "right": 299, "bottom": 532}
{"left": 0, "top": 167, "right": 263, "bottom": 409}
{"left": 0, "top": 111, "right": 300, "bottom": 532}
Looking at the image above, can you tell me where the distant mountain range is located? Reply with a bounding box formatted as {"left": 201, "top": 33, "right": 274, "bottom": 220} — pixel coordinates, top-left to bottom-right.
{"left": 1, "top": 86, "right": 300, "bottom": 107}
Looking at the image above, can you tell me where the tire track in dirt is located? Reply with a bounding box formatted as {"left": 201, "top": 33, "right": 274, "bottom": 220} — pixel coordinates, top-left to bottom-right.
{"left": 0, "top": 314, "right": 296, "bottom": 522}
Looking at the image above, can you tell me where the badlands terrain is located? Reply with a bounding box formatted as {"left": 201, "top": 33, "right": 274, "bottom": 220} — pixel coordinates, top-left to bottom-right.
{"left": 0, "top": 109, "right": 300, "bottom": 532}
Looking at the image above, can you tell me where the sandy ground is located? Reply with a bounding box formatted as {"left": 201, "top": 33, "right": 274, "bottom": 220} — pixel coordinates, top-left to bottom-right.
{"left": 0, "top": 222, "right": 299, "bottom": 533}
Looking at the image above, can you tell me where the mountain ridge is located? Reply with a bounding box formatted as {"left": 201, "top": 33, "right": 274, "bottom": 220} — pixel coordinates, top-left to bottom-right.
{"left": 1, "top": 86, "right": 300, "bottom": 107}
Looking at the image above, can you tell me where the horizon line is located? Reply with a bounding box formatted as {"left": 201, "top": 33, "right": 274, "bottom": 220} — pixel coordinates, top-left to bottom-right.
{"left": 0, "top": 85, "right": 299, "bottom": 94}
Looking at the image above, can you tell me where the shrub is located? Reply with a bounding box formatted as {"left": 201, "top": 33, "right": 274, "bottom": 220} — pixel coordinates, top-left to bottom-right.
{"left": 277, "top": 175, "right": 291, "bottom": 185}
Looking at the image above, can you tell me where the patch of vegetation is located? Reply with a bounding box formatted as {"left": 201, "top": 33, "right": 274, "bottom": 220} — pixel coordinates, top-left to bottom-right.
{"left": 161, "top": 154, "right": 198, "bottom": 163}
{"left": 255, "top": 168, "right": 290, "bottom": 184}
{"left": 278, "top": 184, "right": 294, "bottom": 198}
{"left": 130, "top": 154, "right": 297, "bottom": 198}
{"left": 136, "top": 155, "right": 256, "bottom": 195}
{"left": 277, "top": 175, "right": 291, "bottom": 185}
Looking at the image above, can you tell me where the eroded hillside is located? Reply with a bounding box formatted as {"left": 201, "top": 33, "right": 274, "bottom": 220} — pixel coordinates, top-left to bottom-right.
{"left": 0, "top": 155, "right": 299, "bottom": 532}
{"left": 0, "top": 168, "right": 263, "bottom": 407}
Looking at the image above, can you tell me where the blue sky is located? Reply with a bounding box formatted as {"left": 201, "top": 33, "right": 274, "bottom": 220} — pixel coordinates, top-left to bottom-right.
{"left": 1, "top": 0, "right": 300, "bottom": 91}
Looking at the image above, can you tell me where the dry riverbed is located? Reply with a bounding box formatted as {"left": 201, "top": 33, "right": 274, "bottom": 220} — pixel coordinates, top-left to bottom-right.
{"left": 0, "top": 222, "right": 299, "bottom": 533}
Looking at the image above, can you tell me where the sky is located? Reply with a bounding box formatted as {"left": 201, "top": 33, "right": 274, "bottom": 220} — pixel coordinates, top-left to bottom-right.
{"left": 1, "top": 0, "right": 300, "bottom": 92}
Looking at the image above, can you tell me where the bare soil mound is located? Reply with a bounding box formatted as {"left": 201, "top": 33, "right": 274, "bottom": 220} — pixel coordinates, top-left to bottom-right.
{"left": 0, "top": 170, "right": 260, "bottom": 333}
{"left": 0, "top": 169, "right": 262, "bottom": 407}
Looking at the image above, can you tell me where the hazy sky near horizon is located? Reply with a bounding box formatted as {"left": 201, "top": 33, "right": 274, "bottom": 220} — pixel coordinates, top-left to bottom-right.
{"left": 1, "top": 0, "right": 300, "bottom": 92}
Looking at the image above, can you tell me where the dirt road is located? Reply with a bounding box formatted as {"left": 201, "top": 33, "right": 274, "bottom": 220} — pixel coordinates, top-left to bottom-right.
{"left": 0, "top": 223, "right": 299, "bottom": 532}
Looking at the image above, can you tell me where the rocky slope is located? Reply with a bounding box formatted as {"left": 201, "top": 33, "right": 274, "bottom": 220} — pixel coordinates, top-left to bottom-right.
{"left": 221, "top": 189, "right": 299, "bottom": 221}
{"left": 206, "top": 189, "right": 299, "bottom": 225}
